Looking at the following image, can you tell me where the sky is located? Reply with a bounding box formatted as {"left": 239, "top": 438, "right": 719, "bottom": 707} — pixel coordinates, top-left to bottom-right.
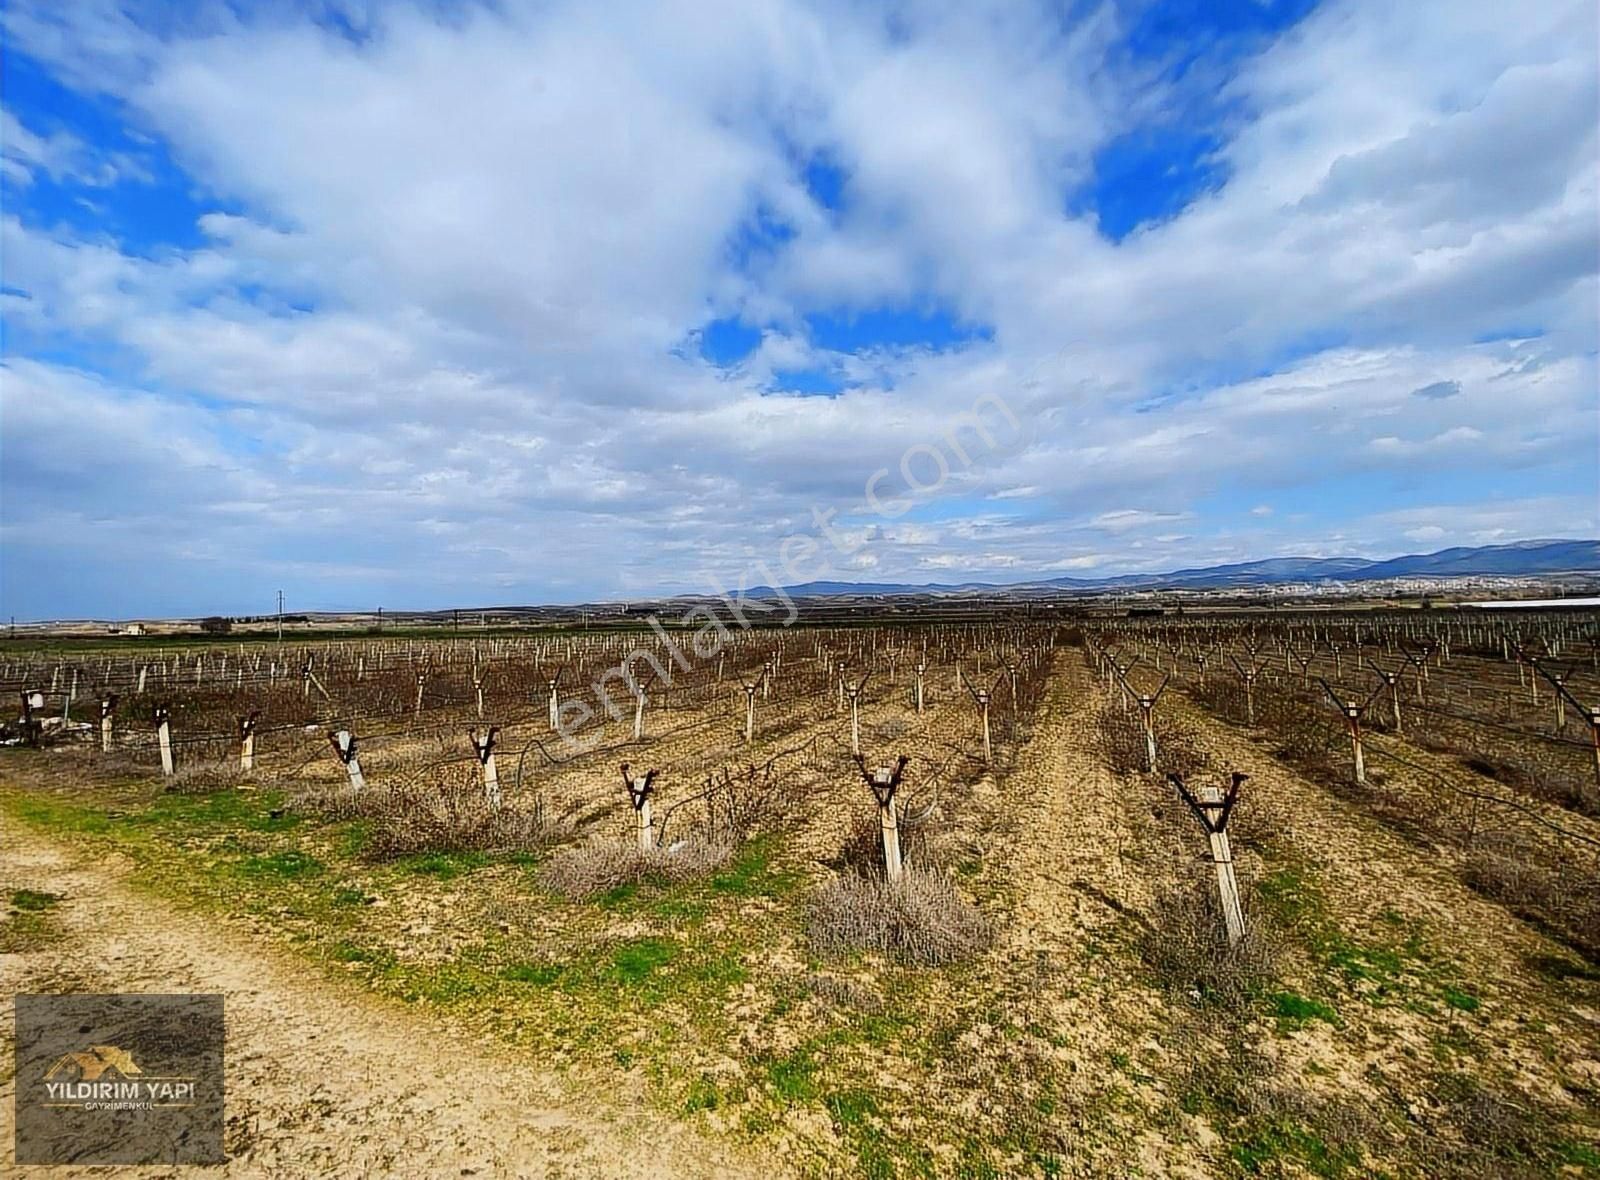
{"left": 0, "top": 0, "right": 1596, "bottom": 620}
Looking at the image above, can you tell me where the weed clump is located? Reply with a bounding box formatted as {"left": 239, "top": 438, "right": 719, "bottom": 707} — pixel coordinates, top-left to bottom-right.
{"left": 835, "top": 810, "right": 934, "bottom": 877}
{"left": 541, "top": 839, "right": 734, "bottom": 899}
{"left": 806, "top": 869, "right": 992, "bottom": 967}
{"left": 1461, "top": 847, "right": 1600, "bottom": 960}
{"left": 161, "top": 760, "right": 252, "bottom": 794}
{"left": 1139, "top": 880, "right": 1278, "bottom": 1010}
{"left": 304, "top": 769, "right": 561, "bottom": 862}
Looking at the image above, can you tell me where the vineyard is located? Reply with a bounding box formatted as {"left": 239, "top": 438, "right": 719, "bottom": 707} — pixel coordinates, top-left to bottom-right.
{"left": 3, "top": 612, "right": 1599, "bottom": 1178}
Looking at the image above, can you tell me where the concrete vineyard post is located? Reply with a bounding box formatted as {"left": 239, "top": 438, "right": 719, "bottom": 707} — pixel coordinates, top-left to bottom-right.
{"left": 239, "top": 712, "right": 258, "bottom": 772}
{"left": 19, "top": 690, "right": 44, "bottom": 748}
{"left": 857, "top": 755, "right": 909, "bottom": 882}
{"left": 472, "top": 726, "right": 501, "bottom": 808}
{"left": 329, "top": 729, "right": 365, "bottom": 792}
{"left": 99, "top": 693, "right": 118, "bottom": 754}
{"left": 155, "top": 707, "right": 174, "bottom": 777}
{"left": 1590, "top": 710, "right": 1600, "bottom": 799}
{"left": 845, "top": 675, "right": 869, "bottom": 756}
{"left": 915, "top": 662, "right": 926, "bottom": 715}
{"left": 1140, "top": 696, "right": 1157, "bottom": 771}
{"left": 1322, "top": 680, "right": 1379, "bottom": 786}
{"left": 1169, "top": 772, "right": 1248, "bottom": 947}
{"left": 622, "top": 764, "right": 658, "bottom": 852}
{"left": 1368, "top": 661, "right": 1402, "bottom": 733}
{"left": 1538, "top": 667, "right": 1600, "bottom": 801}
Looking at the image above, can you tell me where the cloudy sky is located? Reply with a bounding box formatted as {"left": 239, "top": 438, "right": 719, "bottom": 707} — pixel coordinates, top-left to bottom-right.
{"left": 1, "top": 0, "right": 1595, "bottom": 619}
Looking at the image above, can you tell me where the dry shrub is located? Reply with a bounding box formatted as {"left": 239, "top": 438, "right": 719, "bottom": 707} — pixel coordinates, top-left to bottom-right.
{"left": 541, "top": 839, "right": 734, "bottom": 899}
{"left": 837, "top": 809, "right": 934, "bottom": 877}
{"left": 801, "top": 972, "right": 884, "bottom": 1014}
{"left": 1096, "top": 704, "right": 1148, "bottom": 774}
{"left": 1178, "top": 1045, "right": 1389, "bottom": 1172}
{"left": 806, "top": 868, "right": 992, "bottom": 967}
{"left": 1139, "top": 880, "right": 1278, "bottom": 1010}
{"left": 1461, "top": 848, "right": 1600, "bottom": 960}
{"left": 1190, "top": 678, "right": 1340, "bottom": 780}
{"left": 88, "top": 749, "right": 164, "bottom": 780}
{"left": 689, "top": 764, "right": 792, "bottom": 845}
{"left": 304, "top": 768, "right": 560, "bottom": 862}
{"left": 1096, "top": 698, "right": 1213, "bottom": 779}
{"left": 1424, "top": 1071, "right": 1578, "bottom": 1179}
{"left": 1469, "top": 751, "right": 1597, "bottom": 817}
{"left": 161, "top": 760, "right": 250, "bottom": 794}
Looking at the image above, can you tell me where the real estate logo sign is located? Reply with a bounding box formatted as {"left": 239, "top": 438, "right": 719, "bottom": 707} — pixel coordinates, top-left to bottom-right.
{"left": 13, "top": 993, "right": 224, "bottom": 1165}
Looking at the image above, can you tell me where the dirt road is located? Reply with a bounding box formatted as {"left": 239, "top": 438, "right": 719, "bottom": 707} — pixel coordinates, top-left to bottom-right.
{"left": 0, "top": 828, "right": 773, "bottom": 1179}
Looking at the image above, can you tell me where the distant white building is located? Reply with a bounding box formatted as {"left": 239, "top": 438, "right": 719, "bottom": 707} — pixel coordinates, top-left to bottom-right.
{"left": 1461, "top": 597, "right": 1600, "bottom": 610}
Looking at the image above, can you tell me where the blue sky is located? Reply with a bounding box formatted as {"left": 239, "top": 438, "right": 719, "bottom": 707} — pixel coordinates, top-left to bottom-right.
{"left": 1, "top": 0, "right": 1596, "bottom": 619}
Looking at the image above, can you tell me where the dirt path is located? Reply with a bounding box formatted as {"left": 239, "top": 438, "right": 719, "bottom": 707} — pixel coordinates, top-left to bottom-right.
{"left": 0, "top": 828, "right": 775, "bottom": 1179}
{"left": 994, "top": 652, "right": 1162, "bottom": 950}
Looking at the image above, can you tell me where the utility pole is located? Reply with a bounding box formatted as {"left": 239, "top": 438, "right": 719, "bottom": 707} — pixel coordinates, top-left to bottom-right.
{"left": 276, "top": 590, "right": 284, "bottom": 644}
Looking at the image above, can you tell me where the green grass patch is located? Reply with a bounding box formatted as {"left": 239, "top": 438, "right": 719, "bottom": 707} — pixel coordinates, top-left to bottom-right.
{"left": 709, "top": 836, "right": 797, "bottom": 898}
{"left": 825, "top": 1087, "right": 879, "bottom": 1127}
{"left": 1231, "top": 1117, "right": 1359, "bottom": 1178}
{"left": 649, "top": 894, "right": 708, "bottom": 922}
{"left": 147, "top": 789, "right": 297, "bottom": 833}
{"left": 609, "top": 936, "right": 679, "bottom": 984}
{"left": 330, "top": 940, "right": 395, "bottom": 967}
{"left": 10, "top": 888, "right": 61, "bottom": 912}
{"left": 1555, "top": 1140, "right": 1600, "bottom": 1171}
{"left": 387, "top": 961, "right": 497, "bottom": 1005}
{"left": 683, "top": 1075, "right": 724, "bottom": 1114}
{"left": 336, "top": 820, "right": 372, "bottom": 857}
{"left": 399, "top": 850, "right": 489, "bottom": 879}
{"left": 597, "top": 883, "right": 639, "bottom": 909}
{"left": 232, "top": 850, "right": 324, "bottom": 880}
{"left": 1, "top": 891, "right": 63, "bottom": 953}
{"left": 1440, "top": 985, "right": 1480, "bottom": 1013}
{"left": 765, "top": 1048, "right": 819, "bottom": 1104}
{"left": 826, "top": 1089, "right": 899, "bottom": 1179}
{"left": 331, "top": 885, "right": 370, "bottom": 907}
{"left": 1269, "top": 991, "right": 1340, "bottom": 1030}
{"left": 1256, "top": 865, "right": 1327, "bottom": 930}
{"left": 501, "top": 961, "right": 565, "bottom": 986}
{"left": 7, "top": 793, "right": 119, "bottom": 835}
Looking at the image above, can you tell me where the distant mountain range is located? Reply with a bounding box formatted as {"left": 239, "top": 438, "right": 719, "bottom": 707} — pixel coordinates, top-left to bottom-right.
{"left": 750, "top": 539, "right": 1600, "bottom": 599}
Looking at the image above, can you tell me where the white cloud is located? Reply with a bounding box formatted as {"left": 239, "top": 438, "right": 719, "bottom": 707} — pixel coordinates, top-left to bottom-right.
{"left": 0, "top": 0, "right": 1595, "bottom": 615}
